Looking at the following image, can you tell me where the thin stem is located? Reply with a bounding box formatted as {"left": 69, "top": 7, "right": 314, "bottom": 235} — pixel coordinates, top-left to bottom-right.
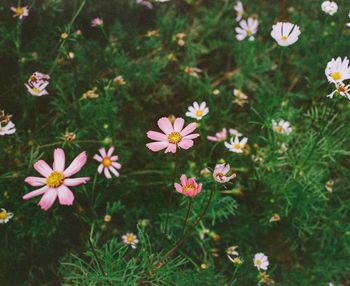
{"left": 182, "top": 198, "right": 192, "bottom": 235}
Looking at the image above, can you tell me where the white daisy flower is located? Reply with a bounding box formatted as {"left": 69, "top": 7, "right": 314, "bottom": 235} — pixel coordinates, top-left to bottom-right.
{"left": 0, "top": 121, "right": 16, "bottom": 136}
{"left": 235, "top": 17, "right": 259, "bottom": 41}
{"left": 325, "top": 57, "right": 350, "bottom": 84}
{"left": 321, "top": 1, "right": 338, "bottom": 16}
{"left": 25, "top": 82, "right": 49, "bottom": 96}
{"left": 185, "top": 102, "right": 209, "bottom": 120}
{"left": 25, "top": 72, "right": 50, "bottom": 96}
{"left": 225, "top": 136, "right": 248, "bottom": 153}
{"left": 229, "top": 128, "right": 242, "bottom": 137}
{"left": 271, "top": 22, "right": 301, "bottom": 47}
{"left": 254, "top": 252, "right": 269, "bottom": 271}
{"left": 272, "top": 119, "right": 292, "bottom": 135}
{"left": 0, "top": 208, "right": 14, "bottom": 224}
{"left": 93, "top": 147, "right": 122, "bottom": 179}
{"left": 327, "top": 82, "right": 350, "bottom": 100}
{"left": 234, "top": 1, "right": 244, "bottom": 21}
{"left": 121, "top": 232, "right": 139, "bottom": 249}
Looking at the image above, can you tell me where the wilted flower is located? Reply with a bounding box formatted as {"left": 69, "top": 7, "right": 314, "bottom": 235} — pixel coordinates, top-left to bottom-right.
{"left": 25, "top": 72, "right": 50, "bottom": 96}
{"left": 200, "top": 167, "right": 211, "bottom": 177}
{"left": 325, "top": 57, "right": 350, "bottom": 84}
{"left": 114, "top": 75, "right": 126, "bottom": 86}
{"left": 321, "top": 1, "right": 338, "bottom": 15}
{"left": 236, "top": 17, "right": 259, "bottom": 41}
{"left": 325, "top": 180, "right": 334, "bottom": 193}
{"left": 272, "top": 119, "right": 292, "bottom": 135}
{"left": 229, "top": 128, "right": 242, "bottom": 137}
{"left": 254, "top": 253, "right": 269, "bottom": 271}
{"left": 0, "top": 208, "right": 14, "bottom": 224}
{"left": 63, "top": 132, "right": 76, "bottom": 142}
{"left": 327, "top": 82, "right": 350, "bottom": 100}
{"left": 278, "top": 143, "right": 288, "bottom": 153}
{"left": 259, "top": 272, "right": 275, "bottom": 285}
{"left": 199, "top": 228, "right": 210, "bottom": 240}
{"left": 234, "top": 1, "right": 244, "bottom": 21}
{"left": 174, "top": 174, "right": 202, "bottom": 197}
{"left": 61, "top": 32, "right": 69, "bottom": 39}
{"left": 207, "top": 128, "right": 228, "bottom": 142}
{"left": 185, "top": 102, "right": 209, "bottom": 120}
{"left": 269, "top": 213, "right": 281, "bottom": 222}
{"left": 91, "top": 17, "right": 103, "bottom": 27}
{"left": 122, "top": 232, "right": 139, "bottom": 248}
{"left": 11, "top": 6, "right": 29, "bottom": 19}
{"left": 271, "top": 22, "right": 301, "bottom": 46}
{"left": 0, "top": 121, "right": 16, "bottom": 136}
{"left": 227, "top": 245, "right": 239, "bottom": 256}
{"left": 184, "top": 67, "right": 202, "bottom": 77}
{"left": 104, "top": 215, "right": 112, "bottom": 222}
{"left": 82, "top": 87, "right": 99, "bottom": 99}
{"left": 233, "top": 89, "right": 248, "bottom": 106}
{"left": 146, "top": 117, "right": 199, "bottom": 153}
{"left": 93, "top": 147, "right": 122, "bottom": 179}
{"left": 23, "top": 148, "right": 90, "bottom": 211}
{"left": 213, "top": 163, "right": 236, "bottom": 183}
{"left": 225, "top": 136, "right": 248, "bottom": 153}
{"left": 147, "top": 30, "right": 159, "bottom": 37}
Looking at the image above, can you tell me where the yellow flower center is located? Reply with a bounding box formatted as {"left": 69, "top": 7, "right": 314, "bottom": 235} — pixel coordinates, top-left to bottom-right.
{"left": 32, "top": 87, "right": 41, "bottom": 94}
{"left": 275, "top": 126, "right": 283, "bottom": 133}
{"left": 0, "top": 211, "right": 9, "bottom": 220}
{"left": 102, "top": 157, "right": 112, "bottom": 167}
{"left": 246, "top": 29, "right": 252, "bottom": 36}
{"left": 256, "top": 259, "right": 262, "bottom": 266}
{"left": 15, "top": 7, "right": 24, "bottom": 15}
{"left": 127, "top": 235, "right": 134, "bottom": 243}
{"left": 183, "top": 183, "right": 195, "bottom": 193}
{"left": 281, "top": 35, "right": 288, "bottom": 41}
{"left": 195, "top": 110, "right": 203, "bottom": 117}
{"left": 234, "top": 144, "right": 241, "bottom": 150}
{"left": 46, "top": 171, "right": 64, "bottom": 188}
{"left": 331, "top": 72, "right": 342, "bottom": 81}
{"left": 216, "top": 172, "right": 224, "bottom": 179}
{"left": 168, "top": 132, "right": 182, "bottom": 144}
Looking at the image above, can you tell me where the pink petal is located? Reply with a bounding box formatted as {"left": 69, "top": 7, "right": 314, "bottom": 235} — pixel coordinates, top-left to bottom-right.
{"left": 107, "top": 147, "right": 115, "bottom": 157}
{"left": 99, "top": 148, "right": 107, "bottom": 157}
{"left": 53, "top": 148, "right": 65, "bottom": 172}
{"left": 183, "top": 133, "right": 200, "bottom": 140}
{"left": 93, "top": 154, "right": 103, "bottom": 162}
{"left": 112, "top": 162, "right": 121, "bottom": 169}
{"left": 180, "top": 123, "right": 197, "bottom": 137}
{"left": 57, "top": 185, "right": 74, "bottom": 206}
{"left": 110, "top": 155, "right": 119, "bottom": 161}
{"left": 24, "top": 176, "right": 46, "bottom": 186}
{"left": 178, "top": 139, "right": 194, "bottom": 150}
{"left": 104, "top": 168, "right": 112, "bottom": 179}
{"left": 173, "top": 118, "right": 185, "bottom": 132}
{"left": 34, "top": 160, "right": 53, "bottom": 177}
{"left": 174, "top": 183, "right": 183, "bottom": 193}
{"left": 147, "top": 131, "right": 167, "bottom": 141}
{"left": 146, "top": 141, "right": 169, "bottom": 152}
{"left": 97, "top": 164, "right": 104, "bottom": 174}
{"left": 157, "top": 117, "right": 173, "bottom": 134}
{"left": 23, "top": 186, "right": 49, "bottom": 200}
{"left": 180, "top": 174, "right": 187, "bottom": 185}
{"left": 207, "top": 136, "right": 218, "bottom": 142}
{"left": 165, "top": 143, "right": 177, "bottom": 153}
{"left": 38, "top": 189, "right": 57, "bottom": 211}
{"left": 109, "top": 166, "right": 120, "bottom": 177}
{"left": 63, "top": 151, "right": 88, "bottom": 177}
{"left": 63, "top": 177, "right": 90, "bottom": 187}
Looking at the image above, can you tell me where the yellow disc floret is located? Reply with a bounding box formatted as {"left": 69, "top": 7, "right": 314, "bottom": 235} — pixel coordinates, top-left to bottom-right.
{"left": 168, "top": 132, "right": 182, "bottom": 144}
{"left": 331, "top": 72, "right": 342, "bottom": 81}
{"left": 102, "top": 157, "right": 112, "bottom": 167}
{"left": 46, "top": 171, "right": 64, "bottom": 188}
{"left": 0, "top": 211, "right": 9, "bottom": 220}
{"left": 195, "top": 110, "right": 203, "bottom": 117}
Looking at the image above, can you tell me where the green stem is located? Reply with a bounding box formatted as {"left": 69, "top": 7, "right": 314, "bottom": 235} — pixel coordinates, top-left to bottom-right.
{"left": 182, "top": 198, "right": 193, "bottom": 235}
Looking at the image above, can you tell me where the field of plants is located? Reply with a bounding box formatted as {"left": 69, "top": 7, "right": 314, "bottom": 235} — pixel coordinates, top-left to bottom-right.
{"left": 1, "top": 0, "right": 350, "bottom": 285}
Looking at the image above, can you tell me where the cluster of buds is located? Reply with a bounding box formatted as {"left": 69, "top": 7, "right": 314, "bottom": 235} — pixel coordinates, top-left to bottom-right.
{"left": 25, "top": 72, "right": 50, "bottom": 96}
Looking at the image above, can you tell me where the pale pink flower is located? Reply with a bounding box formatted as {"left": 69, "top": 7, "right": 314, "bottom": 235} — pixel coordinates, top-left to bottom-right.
{"left": 23, "top": 148, "right": 90, "bottom": 211}
{"left": 146, "top": 117, "right": 199, "bottom": 153}
{"left": 122, "top": 232, "right": 139, "bottom": 248}
{"left": 174, "top": 174, "right": 202, "bottom": 197}
{"left": 213, "top": 163, "right": 236, "bottom": 183}
{"left": 93, "top": 147, "right": 121, "bottom": 179}
{"left": 207, "top": 128, "right": 227, "bottom": 142}
{"left": 91, "top": 17, "right": 103, "bottom": 27}
{"left": 11, "top": 6, "right": 29, "bottom": 19}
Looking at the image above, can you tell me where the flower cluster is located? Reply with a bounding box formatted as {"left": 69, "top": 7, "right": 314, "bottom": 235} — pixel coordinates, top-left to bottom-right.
{"left": 325, "top": 57, "right": 350, "bottom": 100}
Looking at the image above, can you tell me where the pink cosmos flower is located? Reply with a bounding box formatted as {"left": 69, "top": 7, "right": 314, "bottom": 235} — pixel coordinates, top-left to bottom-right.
{"left": 11, "top": 6, "right": 29, "bottom": 19}
{"left": 91, "top": 17, "right": 103, "bottom": 27}
{"left": 146, "top": 117, "right": 199, "bottom": 153}
{"left": 207, "top": 128, "right": 227, "bottom": 142}
{"left": 93, "top": 147, "right": 121, "bottom": 179}
{"left": 213, "top": 163, "right": 236, "bottom": 183}
{"left": 23, "top": 148, "right": 90, "bottom": 211}
{"left": 174, "top": 174, "right": 202, "bottom": 197}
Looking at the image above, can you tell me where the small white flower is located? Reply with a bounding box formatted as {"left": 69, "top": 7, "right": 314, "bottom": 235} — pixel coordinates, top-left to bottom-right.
{"left": 272, "top": 119, "right": 292, "bottom": 135}
{"left": 271, "top": 22, "right": 301, "bottom": 47}
{"left": 325, "top": 57, "right": 350, "bottom": 84}
{"left": 327, "top": 82, "right": 350, "bottom": 100}
{"left": 0, "top": 121, "right": 16, "bottom": 136}
{"left": 254, "top": 253, "right": 269, "bottom": 271}
{"left": 213, "top": 163, "right": 236, "bottom": 183}
{"left": 225, "top": 136, "right": 248, "bottom": 153}
{"left": 114, "top": 75, "right": 126, "bottom": 86}
{"left": 235, "top": 17, "right": 259, "bottom": 41}
{"left": 229, "top": 128, "right": 242, "bottom": 137}
{"left": 321, "top": 1, "right": 338, "bottom": 16}
{"left": 234, "top": 1, "right": 244, "bottom": 21}
{"left": 0, "top": 208, "right": 14, "bottom": 224}
{"left": 121, "top": 232, "right": 139, "bottom": 249}
{"left": 185, "top": 102, "right": 209, "bottom": 120}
